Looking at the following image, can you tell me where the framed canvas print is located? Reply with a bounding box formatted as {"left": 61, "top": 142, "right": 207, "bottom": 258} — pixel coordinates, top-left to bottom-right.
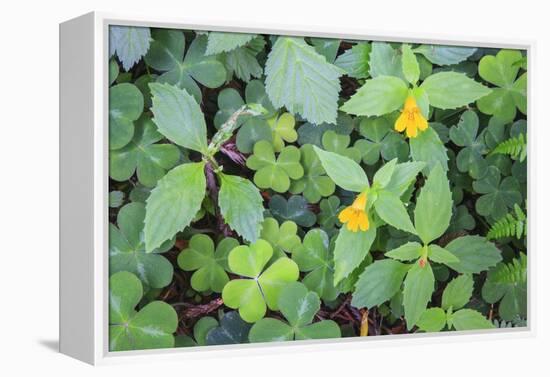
{"left": 59, "top": 12, "right": 532, "bottom": 365}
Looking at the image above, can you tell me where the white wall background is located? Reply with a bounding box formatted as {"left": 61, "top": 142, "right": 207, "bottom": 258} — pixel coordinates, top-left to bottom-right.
{"left": 1, "top": 0, "right": 548, "bottom": 375}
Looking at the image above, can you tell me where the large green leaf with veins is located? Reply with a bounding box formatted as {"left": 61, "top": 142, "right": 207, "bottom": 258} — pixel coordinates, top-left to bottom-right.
{"left": 110, "top": 26, "right": 151, "bottom": 71}
{"left": 144, "top": 162, "right": 206, "bottom": 252}
{"left": 109, "top": 271, "right": 177, "bottom": 351}
{"left": 265, "top": 37, "right": 343, "bottom": 125}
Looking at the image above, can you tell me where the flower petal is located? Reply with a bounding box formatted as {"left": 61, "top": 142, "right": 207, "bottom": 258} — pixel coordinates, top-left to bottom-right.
{"left": 395, "top": 113, "right": 407, "bottom": 132}
{"left": 406, "top": 121, "right": 418, "bottom": 138}
{"left": 339, "top": 207, "right": 354, "bottom": 223}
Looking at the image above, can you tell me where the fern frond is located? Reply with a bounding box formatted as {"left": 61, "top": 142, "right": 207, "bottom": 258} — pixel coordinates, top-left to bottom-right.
{"left": 486, "top": 204, "right": 527, "bottom": 240}
{"left": 488, "top": 252, "right": 527, "bottom": 285}
{"left": 490, "top": 133, "right": 527, "bottom": 162}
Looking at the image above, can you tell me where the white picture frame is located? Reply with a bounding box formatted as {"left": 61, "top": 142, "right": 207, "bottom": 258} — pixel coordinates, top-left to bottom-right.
{"left": 59, "top": 11, "right": 535, "bottom": 365}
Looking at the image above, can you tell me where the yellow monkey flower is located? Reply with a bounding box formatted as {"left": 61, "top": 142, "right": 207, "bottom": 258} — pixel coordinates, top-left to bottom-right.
{"left": 395, "top": 96, "right": 428, "bottom": 138}
{"left": 338, "top": 191, "right": 369, "bottom": 232}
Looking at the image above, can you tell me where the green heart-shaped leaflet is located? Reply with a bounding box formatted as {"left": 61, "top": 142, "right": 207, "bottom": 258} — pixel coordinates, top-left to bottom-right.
{"left": 248, "top": 282, "right": 341, "bottom": 342}
{"left": 109, "top": 271, "right": 178, "bottom": 351}
{"left": 222, "top": 240, "right": 299, "bottom": 323}
{"left": 109, "top": 203, "right": 174, "bottom": 289}
{"left": 177, "top": 234, "right": 239, "bottom": 293}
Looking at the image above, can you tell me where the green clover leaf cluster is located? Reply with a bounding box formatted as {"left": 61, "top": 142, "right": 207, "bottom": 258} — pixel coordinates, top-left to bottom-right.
{"left": 107, "top": 26, "right": 527, "bottom": 351}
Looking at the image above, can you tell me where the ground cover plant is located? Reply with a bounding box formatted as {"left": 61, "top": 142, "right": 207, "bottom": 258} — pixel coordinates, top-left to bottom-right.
{"left": 108, "top": 26, "right": 528, "bottom": 351}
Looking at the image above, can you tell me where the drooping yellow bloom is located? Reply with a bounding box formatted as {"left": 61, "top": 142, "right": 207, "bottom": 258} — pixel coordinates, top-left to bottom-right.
{"left": 338, "top": 192, "right": 369, "bottom": 232}
{"left": 395, "top": 96, "right": 428, "bottom": 138}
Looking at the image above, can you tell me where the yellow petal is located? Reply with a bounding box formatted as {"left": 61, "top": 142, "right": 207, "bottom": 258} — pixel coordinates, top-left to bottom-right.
{"left": 395, "top": 113, "right": 407, "bottom": 132}
{"left": 338, "top": 207, "right": 354, "bottom": 223}
{"left": 406, "top": 121, "right": 418, "bottom": 138}
{"left": 352, "top": 192, "right": 368, "bottom": 210}
{"left": 357, "top": 211, "right": 370, "bottom": 231}
{"left": 347, "top": 214, "right": 360, "bottom": 232}
{"left": 417, "top": 114, "right": 428, "bottom": 131}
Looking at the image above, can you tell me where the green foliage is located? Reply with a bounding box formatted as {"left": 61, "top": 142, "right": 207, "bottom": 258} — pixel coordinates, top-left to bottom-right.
{"left": 109, "top": 271, "right": 178, "bottom": 351}
{"left": 290, "top": 144, "right": 336, "bottom": 203}
{"left": 108, "top": 27, "right": 527, "bottom": 351}
{"left": 222, "top": 240, "right": 299, "bottom": 322}
{"left": 491, "top": 133, "right": 527, "bottom": 162}
{"left": 249, "top": 282, "right": 340, "bottom": 342}
{"left": 110, "top": 203, "right": 174, "bottom": 289}
{"left": 110, "top": 26, "right": 151, "bottom": 71}
{"left": 246, "top": 141, "right": 304, "bottom": 192}
{"left": 144, "top": 162, "right": 206, "bottom": 252}
{"left": 477, "top": 50, "right": 526, "bottom": 122}
{"left": 265, "top": 37, "right": 343, "bottom": 125}
{"left": 487, "top": 204, "right": 527, "bottom": 240}
{"left": 177, "top": 234, "right": 238, "bottom": 292}
{"left": 482, "top": 253, "right": 527, "bottom": 321}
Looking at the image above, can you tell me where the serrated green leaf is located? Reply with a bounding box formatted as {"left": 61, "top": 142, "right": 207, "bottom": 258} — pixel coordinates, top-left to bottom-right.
{"left": 416, "top": 307, "right": 446, "bottom": 332}
{"left": 410, "top": 127, "right": 449, "bottom": 174}
{"left": 219, "top": 174, "right": 264, "bottom": 243}
{"left": 385, "top": 242, "right": 422, "bottom": 261}
{"left": 414, "top": 45, "right": 476, "bottom": 66}
{"left": 403, "top": 262, "right": 435, "bottom": 330}
{"left": 352, "top": 259, "right": 409, "bottom": 308}
{"left": 110, "top": 26, "right": 151, "bottom": 71}
{"left": 451, "top": 309, "right": 494, "bottom": 331}
{"left": 369, "top": 42, "right": 405, "bottom": 80}
{"left": 444, "top": 236, "right": 502, "bottom": 274}
{"left": 374, "top": 190, "right": 417, "bottom": 234}
{"left": 402, "top": 44, "right": 420, "bottom": 85}
{"left": 442, "top": 274, "right": 473, "bottom": 311}
{"left": 150, "top": 82, "right": 208, "bottom": 153}
{"left": 335, "top": 42, "right": 371, "bottom": 79}
{"left": 206, "top": 32, "right": 255, "bottom": 55}
{"left": 144, "top": 162, "right": 206, "bottom": 252}
{"left": 265, "top": 37, "right": 343, "bottom": 125}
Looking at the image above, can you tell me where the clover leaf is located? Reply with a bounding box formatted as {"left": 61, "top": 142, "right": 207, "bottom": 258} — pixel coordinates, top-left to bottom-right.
{"left": 289, "top": 144, "right": 336, "bottom": 203}
{"left": 473, "top": 166, "right": 522, "bottom": 219}
{"left": 205, "top": 311, "right": 252, "bottom": 345}
{"left": 317, "top": 196, "right": 343, "bottom": 229}
{"left": 268, "top": 194, "right": 317, "bottom": 227}
{"left": 246, "top": 140, "right": 304, "bottom": 192}
{"left": 449, "top": 110, "right": 488, "bottom": 179}
{"left": 249, "top": 282, "right": 341, "bottom": 342}
{"left": 222, "top": 239, "right": 299, "bottom": 322}
{"left": 144, "top": 30, "right": 226, "bottom": 102}
{"left": 109, "top": 271, "right": 178, "bottom": 351}
{"left": 175, "top": 316, "right": 219, "bottom": 347}
{"left": 477, "top": 50, "right": 526, "bottom": 123}
{"left": 322, "top": 130, "right": 362, "bottom": 163}
{"left": 355, "top": 116, "right": 409, "bottom": 164}
{"left": 260, "top": 217, "right": 301, "bottom": 261}
{"left": 292, "top": 229, "right": 339, "bottom": 301}
{"left": 109, "top": 203, "right": 174, "bottom": 289}
{"left": 110, "top": 115, "right": 180, "bottom": 188}
{"left": 109, "top": 83, "right": 144, "bottom": 150}
{"left": 177, "top": 234, "right": 239, "bottom": 293}
{"left": 268, "top": 112, "right": 298, "bottom": 152}
{"left": 296, "top": 113, "right": 355, "bottom": 147}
